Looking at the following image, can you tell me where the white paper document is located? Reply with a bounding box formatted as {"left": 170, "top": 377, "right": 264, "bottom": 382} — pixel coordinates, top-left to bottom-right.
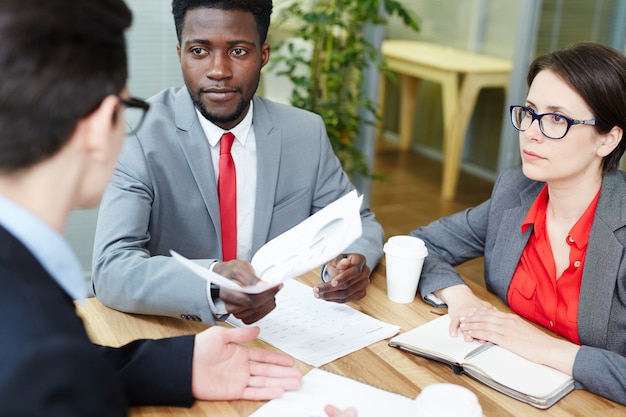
{"left": 250, "top": 368, "right": 416, "bottom": 417}
{"left": 226, "top": 279, "right": 400, "bottom": 366}
{"left": 171, "top": 190, "right": 363, "bottom": 294}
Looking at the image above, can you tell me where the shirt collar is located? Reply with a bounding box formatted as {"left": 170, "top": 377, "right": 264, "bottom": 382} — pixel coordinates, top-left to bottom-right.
{"left": 521, "top": 184, "right": 549, "bottom": 235}
{"left": 521, "top": 184, "right": 601, "bottom": 250}
{"left": 196, "top": 100, "right": 254, "bottom": 147}
{"left": 569, "top": 189, "right": 601, "bottom": 250}
{"left": 0, "top": 194, "right": 86, "bottom": 300}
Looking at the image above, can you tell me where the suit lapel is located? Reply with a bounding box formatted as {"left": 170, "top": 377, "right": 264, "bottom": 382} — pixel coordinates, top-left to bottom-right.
{"left": 578, "top": 172, "right": 626, "bottom": 347}
{"left": 173, "top": 89, "right": 222, "bottom": 238}
{"left": 250, "top": 96, "right": 282, "bottom": 254}
{"left": 489, "top": 183, "right": 537, "bottom": 300}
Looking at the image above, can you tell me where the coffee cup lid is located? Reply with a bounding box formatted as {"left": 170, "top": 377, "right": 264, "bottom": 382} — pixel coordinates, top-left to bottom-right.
{"left": 383, "top": 235, "right": 428, "bottom": 259}
{"left": 415, "top": 383, "right": 482, "bottom": 417}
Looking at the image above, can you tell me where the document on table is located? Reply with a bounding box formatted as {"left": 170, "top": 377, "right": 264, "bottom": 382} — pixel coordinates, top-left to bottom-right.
{"left": 171, "top": 190, "right": 363, "bottom": 294}
{"left": 250, "top": 368, "right": 416, "bottom": 417}
{"left": 227, "top": 280, "right": 400, "bottom": 366}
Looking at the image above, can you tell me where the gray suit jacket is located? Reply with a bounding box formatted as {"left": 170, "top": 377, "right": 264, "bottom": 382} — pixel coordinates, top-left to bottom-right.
{"left": 92, "top": 88, "right": 383, "bottom": 325}
{"left": 411, "top": 167, "right": 626, "bottom": 405}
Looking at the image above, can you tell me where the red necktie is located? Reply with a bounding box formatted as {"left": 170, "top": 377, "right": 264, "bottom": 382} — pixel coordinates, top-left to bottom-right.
{"left": 218, "top": 132, "right": 237, "bottom": 261}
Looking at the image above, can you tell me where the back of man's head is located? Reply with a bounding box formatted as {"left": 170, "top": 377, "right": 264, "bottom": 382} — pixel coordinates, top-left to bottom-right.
{"left": 0, "top": 0, "right": 132, "bottom": 174}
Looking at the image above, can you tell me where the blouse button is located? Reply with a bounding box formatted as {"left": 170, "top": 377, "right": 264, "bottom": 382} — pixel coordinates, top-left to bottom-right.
{"left": 574, "top": 260, "right": 581, "bottom": 268}
{"left": 550, "top": 320, "right": 554, "bottom": 327}
{"left": 568, "top": 236, "right": 575, "bottom": 243}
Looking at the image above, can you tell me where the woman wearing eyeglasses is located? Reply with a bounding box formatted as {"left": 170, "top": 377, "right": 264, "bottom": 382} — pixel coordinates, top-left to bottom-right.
{"left": 409, "top": 41, "right": 626, "bottom": 405}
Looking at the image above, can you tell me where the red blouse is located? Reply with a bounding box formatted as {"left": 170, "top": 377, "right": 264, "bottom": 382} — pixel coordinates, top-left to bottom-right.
{"left": 507, "top": 185, "right": 600, "bottom": 344}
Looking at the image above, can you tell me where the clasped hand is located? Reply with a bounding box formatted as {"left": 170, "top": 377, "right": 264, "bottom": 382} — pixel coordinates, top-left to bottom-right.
{"left": 313, "top": 253, "right": 370, "bottom": 303}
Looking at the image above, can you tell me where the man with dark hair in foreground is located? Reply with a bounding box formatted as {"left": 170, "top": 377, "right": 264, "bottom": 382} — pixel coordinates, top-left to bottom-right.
{"left": 0, "top": 1, "right": 301, "bottom": 414}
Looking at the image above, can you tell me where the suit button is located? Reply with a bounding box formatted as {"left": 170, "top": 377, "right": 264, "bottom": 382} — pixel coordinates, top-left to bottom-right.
{"left": 181, "top": 314, "right": 201, "bottom": 321}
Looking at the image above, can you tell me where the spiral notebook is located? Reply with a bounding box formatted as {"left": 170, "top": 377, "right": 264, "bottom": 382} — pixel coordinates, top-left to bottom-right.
{"left": 250, "top": 368, "right": 416, "bottom": 417}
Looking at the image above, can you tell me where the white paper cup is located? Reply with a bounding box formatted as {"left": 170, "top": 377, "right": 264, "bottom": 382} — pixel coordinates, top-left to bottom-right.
{"left": 415, "top": 383, "right": 482, "bottom": 417}
{"left": 383, "top": 235, "right": 428, "bottom": 303}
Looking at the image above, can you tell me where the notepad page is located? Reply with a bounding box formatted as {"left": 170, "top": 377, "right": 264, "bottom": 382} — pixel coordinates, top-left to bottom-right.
{"left": 250, "top": 368, "right": 416, "bottom": 417}
{"left": 390, "top": 314, "right": 482, "bottom": 364}
{"left": 465, "top": 345, "right": 573, "bottom": 398}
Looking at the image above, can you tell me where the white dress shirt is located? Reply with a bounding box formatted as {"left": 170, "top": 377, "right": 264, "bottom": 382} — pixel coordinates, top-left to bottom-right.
{"left": 196, "top": 103, "right": 258, "bottom": 317}
{"left": 196, "top": 101, "right": 257, "bottom": 262}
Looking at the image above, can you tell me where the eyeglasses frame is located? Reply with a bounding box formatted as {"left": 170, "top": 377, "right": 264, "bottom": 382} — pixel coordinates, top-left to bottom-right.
{"left": 509, "top": 105, "right": 597, "bottom": 140}
{"left": 120, "top": 96, "right": 150, "bottom": 134}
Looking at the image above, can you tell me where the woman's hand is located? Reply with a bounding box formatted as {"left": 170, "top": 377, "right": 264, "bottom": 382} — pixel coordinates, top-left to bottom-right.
{"left": 458, "top": 310, "right": 579, "bottom": 374}
{"left": 434, "top": 285, "right": 497, "bottom": 339}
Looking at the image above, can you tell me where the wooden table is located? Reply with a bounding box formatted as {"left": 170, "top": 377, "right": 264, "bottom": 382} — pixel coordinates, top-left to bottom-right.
{"left": 378, "top": 40, "right": 512, "bottom": 200}
{"left": 76, "top": 265, "right": 623, "bottom": 416}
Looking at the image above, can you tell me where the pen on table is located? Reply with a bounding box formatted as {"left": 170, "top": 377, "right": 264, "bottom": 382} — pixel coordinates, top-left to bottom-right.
{"left": 464, "top": 342, "right": 495, "bottom": 360}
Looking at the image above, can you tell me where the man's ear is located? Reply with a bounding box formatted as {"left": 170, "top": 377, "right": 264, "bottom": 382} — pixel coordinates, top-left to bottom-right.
{"left": 261, "top": 42, "right": 270, "bottom": 68}
{"left": 77, "top": 95, "right": 120, "bottom": 161}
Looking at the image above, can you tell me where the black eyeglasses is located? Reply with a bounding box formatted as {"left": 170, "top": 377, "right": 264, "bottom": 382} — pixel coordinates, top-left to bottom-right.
{"left": 120, "top": 97, "right": 150, "bottom": 134}
{"left": 509, "top": 105, "right": 597, "bottom": 140}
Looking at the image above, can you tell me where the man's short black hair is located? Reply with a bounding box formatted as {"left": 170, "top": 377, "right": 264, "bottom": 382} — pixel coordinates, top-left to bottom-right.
{"left": 172, "top": 0, "right": 272, "bottom": 44}
{"left": 0, "top": 0, "right": 132, "bottom": 173}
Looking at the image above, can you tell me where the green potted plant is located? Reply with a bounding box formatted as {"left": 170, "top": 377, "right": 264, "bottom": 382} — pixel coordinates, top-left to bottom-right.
{"left": 271, "top": 0, "right": 419, "bottom": 179}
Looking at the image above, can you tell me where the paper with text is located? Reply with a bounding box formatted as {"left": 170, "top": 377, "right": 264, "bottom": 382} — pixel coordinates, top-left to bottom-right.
{"left": 227, "top": 280, "right": 400, "bottom": 366}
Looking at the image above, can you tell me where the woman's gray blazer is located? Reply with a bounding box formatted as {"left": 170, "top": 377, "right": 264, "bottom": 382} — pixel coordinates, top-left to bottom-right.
{"left": 412, "top": 167, "right": 626, "bottom": 405}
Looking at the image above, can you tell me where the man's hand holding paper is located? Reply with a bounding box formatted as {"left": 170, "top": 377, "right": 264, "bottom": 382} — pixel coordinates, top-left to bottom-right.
{"left": 212, "top": 260, "right": 282, "bottom": 324}
{"left": 172, "top": 190, "right": 366, "bottom": 322}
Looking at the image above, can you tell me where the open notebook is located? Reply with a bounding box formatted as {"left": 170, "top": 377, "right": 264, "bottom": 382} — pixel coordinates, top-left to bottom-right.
{"left": 389, "top": 314, "right": 574, "bottom": 409}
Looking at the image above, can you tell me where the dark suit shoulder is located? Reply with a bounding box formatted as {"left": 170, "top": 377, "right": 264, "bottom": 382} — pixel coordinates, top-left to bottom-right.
{"left": 0, "top": 230, "right": 127, "bottom": 415}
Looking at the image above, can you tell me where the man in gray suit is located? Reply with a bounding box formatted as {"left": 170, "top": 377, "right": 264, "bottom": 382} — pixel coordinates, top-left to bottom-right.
{"left": 92, "top": 0, "right": 384, "bottom": 325}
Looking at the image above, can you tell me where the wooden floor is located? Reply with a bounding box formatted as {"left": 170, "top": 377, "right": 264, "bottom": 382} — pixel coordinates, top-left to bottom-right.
{"left": 369, "top": 145, "right": 494, "bottom": 286}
